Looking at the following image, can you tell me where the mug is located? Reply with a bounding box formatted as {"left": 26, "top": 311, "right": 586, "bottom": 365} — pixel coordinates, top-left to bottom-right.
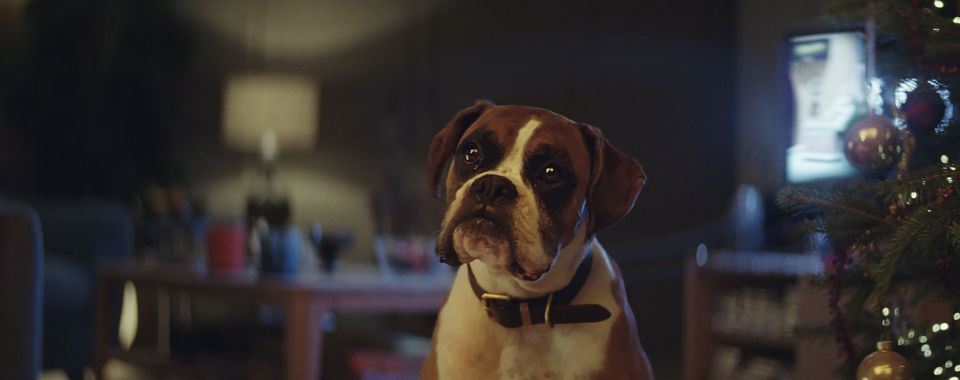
{"left": 260, "top": 227, "right": 301, "bottom": 275}
{"left": 207, "top": 223, "right": 246, "bottom": 270}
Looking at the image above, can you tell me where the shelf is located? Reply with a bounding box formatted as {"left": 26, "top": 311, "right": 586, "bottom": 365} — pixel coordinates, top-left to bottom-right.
{"left": 685, "top": 246, "right": 842, "bottom": 380}
{"left": 695, "top": 248, "right": 823, "bottom": 278}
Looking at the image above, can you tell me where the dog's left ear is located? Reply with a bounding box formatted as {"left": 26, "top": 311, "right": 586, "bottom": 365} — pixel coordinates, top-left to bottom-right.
{"left": 580, "top": 124, "right": 647, "bottom": 236}
{"left": 427, "top": 100, "right": 495, "bottom": 198}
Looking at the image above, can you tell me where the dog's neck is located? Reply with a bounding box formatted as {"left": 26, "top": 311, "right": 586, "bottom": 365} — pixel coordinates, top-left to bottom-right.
{"left": 469, "top": 226, "right": 592, "bottom": 299}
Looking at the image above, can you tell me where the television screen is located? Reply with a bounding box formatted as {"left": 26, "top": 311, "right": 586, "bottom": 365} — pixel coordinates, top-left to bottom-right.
{"left": 786, "top": 32, "right": 865, "bottom": 183}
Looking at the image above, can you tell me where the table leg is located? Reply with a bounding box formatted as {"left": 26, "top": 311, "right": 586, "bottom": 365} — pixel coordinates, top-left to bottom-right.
{"left": 93, "top": 278, "right": 113, "bottom": 379}
{"left": 285, "top": 293, "right": 323, "bottom": 380}
{"left": 157, "top": 288, "right": 170, "bottom": 358}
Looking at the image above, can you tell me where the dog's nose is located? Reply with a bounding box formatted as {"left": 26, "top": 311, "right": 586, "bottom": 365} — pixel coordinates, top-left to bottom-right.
{"left": 469, "top": 175, "right": 518, "bottom": 206}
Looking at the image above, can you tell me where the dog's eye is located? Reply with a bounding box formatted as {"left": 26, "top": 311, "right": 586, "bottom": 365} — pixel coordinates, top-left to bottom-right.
{"left": 462, "top": 142, "right": 482, "bottom": 165}
{"left": 540, "top": 163, "right": 564, "bottom": 184}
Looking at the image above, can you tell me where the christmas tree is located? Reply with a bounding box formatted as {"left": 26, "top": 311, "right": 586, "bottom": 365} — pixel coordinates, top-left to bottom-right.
{"left": 776, "top": 1, "right": 960, "bottom": 378}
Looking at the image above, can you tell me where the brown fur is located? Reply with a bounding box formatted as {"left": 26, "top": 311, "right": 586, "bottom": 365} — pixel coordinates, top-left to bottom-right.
{"left": 579, "top": 124, "right": 646, "bottom": 236}
{"left": 420, "top": 307, "right": 442, "bottom": 380}
{"left": 420, "top": 284, "right": 454, "bottom": 380}
{"left": 593, "top": 260, "right": 654, "bottom": 379}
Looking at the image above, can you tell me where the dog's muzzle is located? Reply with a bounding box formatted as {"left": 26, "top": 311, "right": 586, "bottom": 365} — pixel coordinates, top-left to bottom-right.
{"left": 436, "top": 175, "right": 518, "bottom": 267}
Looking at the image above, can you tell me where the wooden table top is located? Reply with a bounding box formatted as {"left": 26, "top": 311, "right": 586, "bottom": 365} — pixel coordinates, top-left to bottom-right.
{"left": 97, "top": 260, "right": 454, "bottom": 311}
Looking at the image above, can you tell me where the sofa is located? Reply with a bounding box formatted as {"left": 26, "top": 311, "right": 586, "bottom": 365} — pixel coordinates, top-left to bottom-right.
{"left": 33, "top": 200, "right": 133, "bottom": 380}
{"left": 0, "top": 201, "right": 43, "bottom": 380}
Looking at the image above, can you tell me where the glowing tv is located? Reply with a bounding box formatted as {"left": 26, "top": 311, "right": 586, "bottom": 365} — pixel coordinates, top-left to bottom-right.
{"left": 786, "top": 32, "right": 865, "bottom": 183}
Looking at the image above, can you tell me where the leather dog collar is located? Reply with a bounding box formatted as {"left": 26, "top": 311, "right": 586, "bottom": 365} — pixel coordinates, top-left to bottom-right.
{"left": 467, "top": 251, "right": 611, "bottom": 328}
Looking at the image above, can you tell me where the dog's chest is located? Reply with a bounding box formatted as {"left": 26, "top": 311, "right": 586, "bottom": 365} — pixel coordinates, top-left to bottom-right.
{"left": 434, "top": 270, "right": 615, "bottom": 380}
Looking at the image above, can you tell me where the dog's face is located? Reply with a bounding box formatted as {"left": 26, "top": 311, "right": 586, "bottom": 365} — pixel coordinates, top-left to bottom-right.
{"left": 428, "top": 100, "right": 646, "bottom": 283}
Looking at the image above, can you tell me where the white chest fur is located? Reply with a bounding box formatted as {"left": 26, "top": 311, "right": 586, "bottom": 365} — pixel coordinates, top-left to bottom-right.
{"left": 434, "top": 245, "right": 621, "bottom": 380}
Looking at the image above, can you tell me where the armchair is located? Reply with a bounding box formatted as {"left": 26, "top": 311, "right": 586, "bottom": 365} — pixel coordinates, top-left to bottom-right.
{"left": 0, "top": 201, "right": 43, "bottom": 380}
{"left": 33, "top": 200, "right": 133, "bottom": 380}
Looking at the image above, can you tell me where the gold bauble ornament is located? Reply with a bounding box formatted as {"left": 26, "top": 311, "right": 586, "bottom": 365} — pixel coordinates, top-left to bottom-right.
{"left": 856, "top": 341, "right": 909, "bottom": 380}
{"left": 843, "top": 116, "right": 901, "bottom": 172}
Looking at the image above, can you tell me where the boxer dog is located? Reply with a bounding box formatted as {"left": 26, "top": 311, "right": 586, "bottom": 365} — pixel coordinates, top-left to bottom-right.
{"left": 420, "top": 100, "right": 654, "bottom": 380}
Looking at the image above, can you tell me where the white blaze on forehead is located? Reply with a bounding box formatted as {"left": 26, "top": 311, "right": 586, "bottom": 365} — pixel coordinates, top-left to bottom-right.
{"left": 495, "top": 118, "right": 550, "bottom": 276}
{"left": 498, "top": 118, "right": 542, "bottom": 175}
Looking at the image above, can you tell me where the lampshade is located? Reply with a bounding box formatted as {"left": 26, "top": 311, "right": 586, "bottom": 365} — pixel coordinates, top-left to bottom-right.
{"left": 222, "top": 73, "right": 318, "bottom": 159}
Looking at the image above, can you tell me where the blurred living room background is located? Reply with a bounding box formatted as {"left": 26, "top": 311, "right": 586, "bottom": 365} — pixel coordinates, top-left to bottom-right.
{"left": 0, "top": 0, "right": 862, "bottom": 379}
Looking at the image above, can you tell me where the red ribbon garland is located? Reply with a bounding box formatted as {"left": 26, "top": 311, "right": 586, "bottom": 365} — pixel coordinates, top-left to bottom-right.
{"left": 936, "top": 64, "right": 960, "bottom": 74}
{"left": 829, "top": 248, "right": 857, "bottom": 368}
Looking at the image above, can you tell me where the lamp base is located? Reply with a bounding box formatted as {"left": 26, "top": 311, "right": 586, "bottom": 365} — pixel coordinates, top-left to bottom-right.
{"left": 245, "top": 196, "right": 290, "bottom": 229}
{"left": 245, "top": 166, "right": 291, "bottom": 229}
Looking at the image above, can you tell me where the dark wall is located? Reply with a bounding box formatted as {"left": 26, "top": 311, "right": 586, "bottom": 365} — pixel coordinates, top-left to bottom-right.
{"left": 172, "top": 0, "right": 738, "bottom": 243}
{"left": 0, "top": 0, "right": 192, "bottom": 198}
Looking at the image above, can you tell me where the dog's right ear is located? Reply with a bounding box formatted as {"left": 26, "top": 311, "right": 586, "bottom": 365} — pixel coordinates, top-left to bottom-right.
{"left": 579, "top": 123, "right": 647, "bottom": 236}
{"left": 427, "top": 100, "right": 495, "bottom": 198}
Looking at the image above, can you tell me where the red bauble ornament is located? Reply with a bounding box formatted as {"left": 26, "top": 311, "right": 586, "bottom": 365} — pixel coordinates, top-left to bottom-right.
{"left": 903, "top": 85, "right": 947, "bottom": 134}
{"left": 843, "top": 116, "right": 901, "bottom": 172}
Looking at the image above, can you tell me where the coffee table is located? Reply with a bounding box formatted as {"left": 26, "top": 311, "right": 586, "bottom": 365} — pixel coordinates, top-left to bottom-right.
{"left": 93, "top": 262, "right": 451, "bottom": 380}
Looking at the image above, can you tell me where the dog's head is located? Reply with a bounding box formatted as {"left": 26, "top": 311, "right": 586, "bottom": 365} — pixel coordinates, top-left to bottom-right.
{"left": 428, "top": 100, "right": 646, "bottom": 283}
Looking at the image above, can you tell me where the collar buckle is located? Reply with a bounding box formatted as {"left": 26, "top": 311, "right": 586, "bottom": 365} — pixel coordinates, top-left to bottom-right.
{"left": 480, "top": 293, "right": 512, "bottom": 319}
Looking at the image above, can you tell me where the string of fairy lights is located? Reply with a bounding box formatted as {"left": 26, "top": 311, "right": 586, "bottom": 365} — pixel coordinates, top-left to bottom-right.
{"left": 880, "top": 306, "right": 960, "bottom": 378}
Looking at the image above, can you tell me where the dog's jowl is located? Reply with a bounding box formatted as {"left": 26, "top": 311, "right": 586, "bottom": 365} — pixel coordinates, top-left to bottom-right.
{"left": 421, "top": 100, "right": 654, "bottom": 380}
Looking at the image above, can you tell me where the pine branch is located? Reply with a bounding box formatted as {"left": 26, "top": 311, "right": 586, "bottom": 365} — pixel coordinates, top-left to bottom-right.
{"left": 869, "top": 213, "right": 929, "bottom": 297}
{"left": 880, "top": 169, "right": 960, "bottom": 199}
{"left": 822, "top": 218, "right": 889, "bottom": 249}
{"left": 870, "top": 201, "right": 954, "bottom": 294}
{"left": 778, "top": 187, "right": 890, "bottom": 226}
{"left": 948, "top": 222, "right": 960, "bottom": 250}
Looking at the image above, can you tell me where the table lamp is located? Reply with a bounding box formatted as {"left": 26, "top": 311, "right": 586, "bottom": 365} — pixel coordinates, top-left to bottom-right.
{"left": 222, "top": 72, "right": 318, "bottom": 229}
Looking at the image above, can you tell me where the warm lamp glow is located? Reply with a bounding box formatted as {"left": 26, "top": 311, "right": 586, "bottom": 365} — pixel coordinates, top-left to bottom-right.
{"left": 222, "top": 73, "right": 318, "bottom": 159}
{"left": 118, "top": 281, "right": 138, "bottom": 351}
